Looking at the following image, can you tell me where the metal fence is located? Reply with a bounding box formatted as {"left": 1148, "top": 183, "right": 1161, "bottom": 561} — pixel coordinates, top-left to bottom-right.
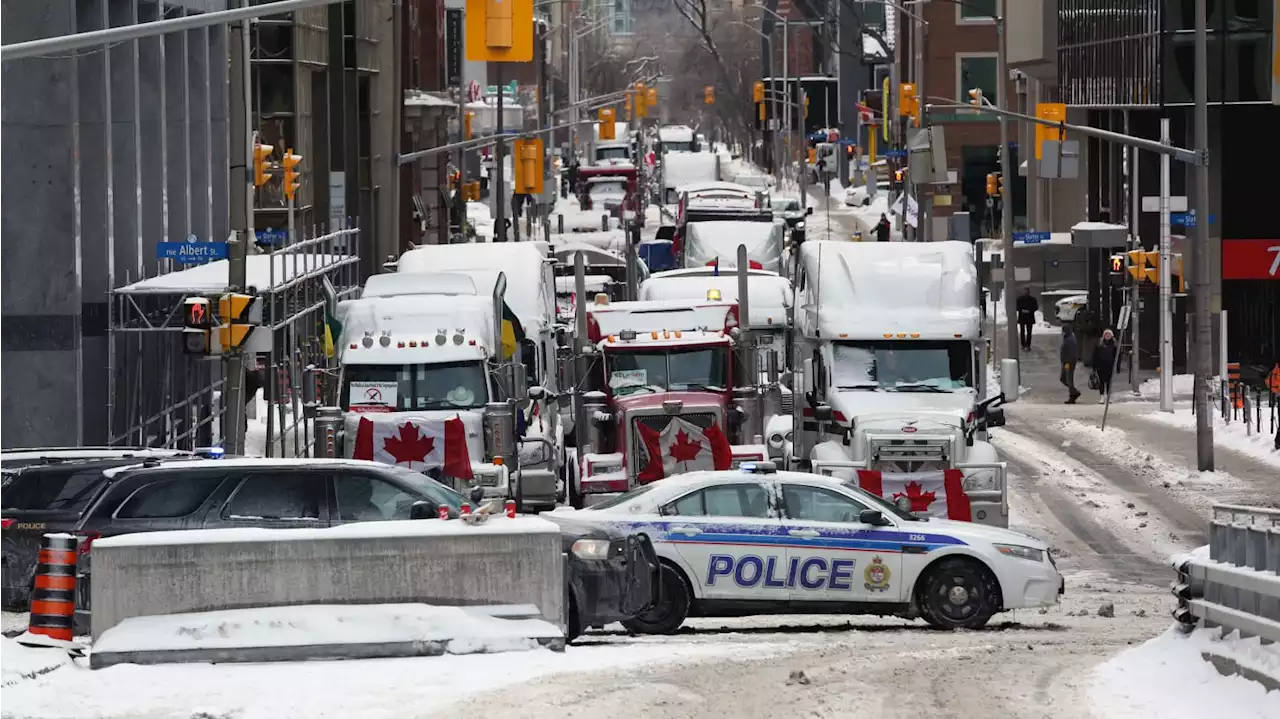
{"left": 1173, "top": 504, "right": 1280, "bottom": 644}
{"left": 1217, "top": 380, "right": 1279, "bottom": 440}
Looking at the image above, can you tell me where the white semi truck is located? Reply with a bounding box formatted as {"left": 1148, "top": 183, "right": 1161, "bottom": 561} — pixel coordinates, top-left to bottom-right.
{"left": 790, "top": 240, "right": 1020, "bottom": 527}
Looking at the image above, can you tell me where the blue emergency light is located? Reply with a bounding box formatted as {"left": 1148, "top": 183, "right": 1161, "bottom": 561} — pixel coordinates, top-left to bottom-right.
{"left": 739, "top": 461, "right": 777, "bottom": 475}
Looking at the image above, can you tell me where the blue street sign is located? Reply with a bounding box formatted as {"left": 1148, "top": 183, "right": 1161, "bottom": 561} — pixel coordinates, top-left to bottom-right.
{"left": 838, "top": 138, "right": 859, "bottom": 146}
{"left": 157, "top": 241, "right": 228, "bottom": 264}
{"left": 1171, "top": 210, "right": 1214, "bottom": 227}
{"left": 255, "top": 228, "right": 289, "bottom": 245}
{"left": 1013, "top": 231, "right": 1051, "bottom": 244}
{"left": 885, "top": 149, "right": 907, "bottom": 158}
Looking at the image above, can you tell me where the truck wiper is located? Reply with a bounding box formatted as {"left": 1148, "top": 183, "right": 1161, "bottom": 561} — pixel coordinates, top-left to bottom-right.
{"left": 675, "top": 383, "right": 726, "bottom": 392}
{"left": 889, "top": 383, "right": 949, "bottom": 393}
{"left": 836, "top": 384, "right": 878, "bottom": 391}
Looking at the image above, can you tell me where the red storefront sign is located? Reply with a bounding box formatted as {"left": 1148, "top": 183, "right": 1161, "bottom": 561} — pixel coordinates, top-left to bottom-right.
{"left": 1221, "top": 240, "right": 1280, "bottom": 280}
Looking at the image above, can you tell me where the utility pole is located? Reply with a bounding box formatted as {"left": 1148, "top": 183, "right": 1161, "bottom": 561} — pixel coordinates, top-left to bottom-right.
{"left": 1128, "top": 115, "right": 1142, "bottom": 396}
{"left": 1159, "top": 118, "right": 1174, "bottom": 412}
{"left": 224, "top": 2, "right": 250, "bottom": 455}
{"left": 1192, "top": 0, "right": 1214, "bottom": 469}
{"left": 915, "top": 18, "right": 929, "bottom": 241}
{"left": 997, "top": 15, "right": 1018, "bottom": 366}
{"left": 495, "top": 69, "right": 507, "bottom": 241}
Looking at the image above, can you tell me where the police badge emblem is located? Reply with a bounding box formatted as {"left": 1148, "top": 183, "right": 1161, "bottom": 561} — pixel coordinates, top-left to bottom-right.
{"left": 863, "top": 556, "right": 891, "bottom": 592}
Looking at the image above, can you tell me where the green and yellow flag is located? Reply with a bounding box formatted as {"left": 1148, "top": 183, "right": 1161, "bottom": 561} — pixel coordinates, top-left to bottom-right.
{"left": 324, "top": 306, "right": 343, "bottom": 358}
{"left": 500, "top": 302, "right": 526, "bottom": 361}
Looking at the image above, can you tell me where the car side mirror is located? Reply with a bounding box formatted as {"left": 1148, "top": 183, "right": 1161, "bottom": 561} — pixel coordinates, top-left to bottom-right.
{"left": 528, "top": 385, "right": 549, "bottom": 401}
{"left": 986, "top": 408, "right": 1006, "bottom": 428}
{"left": 858, "top": 509, "right": 888, "bottom": 526}
{"left": 409, "top": 501, "right": 435, "bottom": 520}
{"left": 469, "top": 485, "right": 486, "bottom": 506}
{"left": 805, "top": 206, "right": 814, "bottom": 216}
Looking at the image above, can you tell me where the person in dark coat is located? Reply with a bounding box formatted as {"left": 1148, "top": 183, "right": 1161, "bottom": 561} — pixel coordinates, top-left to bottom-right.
{"left": 875, "top": 214, "right": 891, "bottom": 242}
{"left": 1060, "top": 325, "right": 1081, "bottom": 404}
{"left": 1015, "top": 287, "right": 1039, "bottom": 350}
{"left": 1090, "top": 329, "right": 1118, "bottom": 403}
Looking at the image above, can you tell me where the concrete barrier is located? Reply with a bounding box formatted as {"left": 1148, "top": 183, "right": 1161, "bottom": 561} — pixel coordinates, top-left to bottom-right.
{"left": 90, "top": 516, "right": 564, "bottom": 641}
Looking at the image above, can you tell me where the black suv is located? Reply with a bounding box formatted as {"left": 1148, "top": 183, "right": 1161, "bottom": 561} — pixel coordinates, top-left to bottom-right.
{"left": 67, "top": 458, "right": 659, "bottom": 640}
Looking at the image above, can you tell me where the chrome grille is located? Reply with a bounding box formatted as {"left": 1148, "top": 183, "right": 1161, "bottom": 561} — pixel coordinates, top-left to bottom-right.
{"left": 781, "top": 393, "right": 794, "bottom": 415}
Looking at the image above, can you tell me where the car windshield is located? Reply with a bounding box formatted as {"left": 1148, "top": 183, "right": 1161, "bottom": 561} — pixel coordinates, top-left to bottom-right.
{"left": 583, "top": 482, "right": 659, "bottom": 511}
{"left": 831, "top": 341, "right": 973, "bottom": 392}
{"left": 381, "top": 466, "right": 465, "bottom": 511}
{"left": 771, "top": 199, "right": 801, "bottom": 213}
{"left": 2, "top": 466, "right": 111, "bottom": 513}
{"left": 606, "top": 346, "right": 729, "bottom": 396}
{"left": 837, "top": 480, "right": 924, "bottom": 522}
{"left": 343, "top": 361, "right": 489, "bottom": 411}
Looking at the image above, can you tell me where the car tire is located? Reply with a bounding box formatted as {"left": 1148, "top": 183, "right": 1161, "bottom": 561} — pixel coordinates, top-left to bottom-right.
{"left": 917, "top": 557, "right": 999, "bottom": 630}
{"left": 621, "top": 563, "right": 690, "bottom": 635}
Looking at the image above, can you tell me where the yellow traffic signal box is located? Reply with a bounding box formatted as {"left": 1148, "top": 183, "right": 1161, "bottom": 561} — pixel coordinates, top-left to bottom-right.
{"left": 465, "top": 0, "right": 533, "bottom": 62}
{"left": 599, "top": 108, "right": 616, "bottom": 139}
{"left": 753, "top": 80, "right": 765, "bottom": 104}
{"left": 281, "top": 149, "right": 303, "bottom": 200}
{"left": 463, "top": 111, "right": 474, "bottom": 140}
{"left": 1034, "top": 102, "right": 1067, "bottom": 160}
{"left": 253, "top": 143, "right": 273, "bottom": 187}
{"left": 985, "top": 173, "right": 998, "bottom": 196}
{"left": 635, "top": 82, "right": 649, "bottom": 118}
{"left": 217, "top": 293, "right": 260, "bottom": 352}
{"left": 899, "top": 83, "right": 918, "bottom": 119}
{"left": 1127, "top": 249, "right": 1146, "bottom": 281}
{"left": 704, "top": 86, "right": 715, "bottom": 104}
{"left": 647, "top": 87, "right": 658, "bottom": 106}
{"left": 512, "top": 137, "right": 544, "bottom": 195}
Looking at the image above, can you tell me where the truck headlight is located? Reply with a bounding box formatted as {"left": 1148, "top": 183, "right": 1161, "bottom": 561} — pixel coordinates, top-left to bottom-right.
{"left": 571, "top": 538, "right": 612, "bottom": 560}
{"left": 994, "top": 544, "right": 1044, "bottom": 563}
{"left": 768, "top": 432, "right": 785, "bottom": 449}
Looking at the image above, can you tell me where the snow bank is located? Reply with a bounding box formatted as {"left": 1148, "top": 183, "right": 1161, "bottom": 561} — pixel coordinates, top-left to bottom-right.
{"left": 1, "top": 637, "right": 72, "bottom": 688}
{"left": 93, "top": 604, "right": 556, "bottom": 655}
{"left": 1089, "top": 626, "right": 1280, "bottom": 719}
{"left": 95, "top": 514, "right": 558, "bottom": 549}
{"left": 1, "top": 638, "right": 781, "bottom": 719}
{"left": 1139, "top": 373, "right": 1196, "bottom": 399}
{"left": 1141, "top": 408, "right": 1280, "bottom": 469}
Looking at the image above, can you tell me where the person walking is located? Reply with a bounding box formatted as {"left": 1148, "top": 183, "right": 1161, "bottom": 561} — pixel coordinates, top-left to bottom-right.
{"left": 875, "top": 213, "right": 891, "bottom": 242}
{"left": 1060, "top": 324, "right": 1081, "bottom": 404}
{"left": 1091, "top": 329, "right": 1118, "bottom": 404}
{"left": 1015, "top": 287, "right": 1039, "bottom": 350}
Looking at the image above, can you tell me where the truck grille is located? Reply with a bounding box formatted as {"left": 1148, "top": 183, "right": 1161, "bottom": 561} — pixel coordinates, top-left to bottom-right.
{"left": 780, "top": 393, "right": 794, "bottom": 415}
{"left": 870, "top": 438, "right": 950, "bottom": 473}
{"left": 631, "top": 413, "right": 718, "bottom": 471}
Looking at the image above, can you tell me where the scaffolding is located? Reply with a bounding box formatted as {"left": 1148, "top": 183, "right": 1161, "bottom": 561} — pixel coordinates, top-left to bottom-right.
{"left": 108, "top": 223, "right": 363, "bottom": 456}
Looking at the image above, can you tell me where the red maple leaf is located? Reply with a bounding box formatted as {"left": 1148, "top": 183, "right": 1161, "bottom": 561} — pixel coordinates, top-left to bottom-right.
{"left": 383, "top": 422, "right": 434, "bottom": 465}
{"left": 892, "top": 481, "right": 937, "bottom": 512}
{"left": 668, "top": 430, "right": 703, "bottom": 464}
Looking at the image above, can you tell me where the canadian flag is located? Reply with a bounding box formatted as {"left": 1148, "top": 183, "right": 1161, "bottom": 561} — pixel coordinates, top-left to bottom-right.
{"left": 636, "top": 417, "right": 733, "bottom": 482}
{"left": 351, "top": 415, "right": 474, "bottom": 480}
{"left": 856, "top": 469, "right": 971, "bottom": 522}
{"left": 857, "top": 103, "right": 876, "bottom": 124}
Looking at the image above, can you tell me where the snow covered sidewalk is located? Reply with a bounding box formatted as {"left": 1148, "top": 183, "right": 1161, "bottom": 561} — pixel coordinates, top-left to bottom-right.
{"left": 1139, "top": 407, "right": 1280, "bottom": 470}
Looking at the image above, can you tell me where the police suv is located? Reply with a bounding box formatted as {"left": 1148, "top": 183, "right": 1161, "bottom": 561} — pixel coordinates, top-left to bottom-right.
{"left": 568, "top": 463, "right": 1064, "bottom": 633}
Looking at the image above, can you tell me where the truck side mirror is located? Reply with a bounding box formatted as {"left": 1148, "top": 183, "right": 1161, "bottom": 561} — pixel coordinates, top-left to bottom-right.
{"left": 999, "top": 358, "right": 1020, "bottom": 402}
{"left": 805, "top": 206, "right": 814, "bottom": 216}
{"left": 802, "top": 359, "right": 815, "bottom": 393}
{"left": 813, "top": 405, "right": 833, "bottom": 422}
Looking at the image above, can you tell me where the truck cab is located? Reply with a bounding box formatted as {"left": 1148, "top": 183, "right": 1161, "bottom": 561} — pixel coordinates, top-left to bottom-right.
{"left": 570, "top": 295, "right": 765, "bottom": 506}
{"left": 578, "top": 165, "right": 639, "bottom": 223}
{"left": 790, "top": 241, "right": 1020, "bottom": 527}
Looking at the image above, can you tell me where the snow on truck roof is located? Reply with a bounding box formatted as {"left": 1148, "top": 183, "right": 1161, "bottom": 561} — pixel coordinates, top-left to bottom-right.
{"left": 588, "top": 299, "right": 736, "bottom": 338}
{"left": 639, "top": 274, "right": 791, "bottom": 328}
{"left": 397, "top": 243, "right": 553, "bottom": 332}
{"left": 797, "top": 240, "right": 980, "bottom": 340}
{"left": 117, "top": 253, "right": 353, "bottom": 294}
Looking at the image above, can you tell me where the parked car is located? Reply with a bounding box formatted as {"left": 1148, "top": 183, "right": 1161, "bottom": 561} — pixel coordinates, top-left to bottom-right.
{"left": 63, "top": 457, "right": 659, "bottom": 640}
{"left": 769, "top": 196, "right": 813, "bottom": 230}
{"left": 1, "top": 447, "right": 194, "bottom": 473}
{"left": 1055, "top": 294, "right": 1088, "bottom": 323}
{"left": 843, "top": 181, "right": 892, "bottom": 207}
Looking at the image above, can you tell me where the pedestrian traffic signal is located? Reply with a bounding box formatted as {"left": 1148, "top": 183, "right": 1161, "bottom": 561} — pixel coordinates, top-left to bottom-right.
{"left": 598, "top": 108, "right": 616, "bottom": 140}
{"left": 281, "top": 149, "right": 303, "bottom": 201}
{"left": 182, "top": 297, "right": 212, "bottom": 355}
{"left": 512, "top": 136, "right": 544, "bottom": 195}
{"left": 704, "top": 86, "right": 715, "bottom": 104}
{"left": 253, "top": 143, "right": 274, "bottom": 187}
{"left": 1109, "top": 253, "right": 1127, "bottom": 286}
{"left": 753, "top": 80, "right": 765, "bottom": 104}
{"left": 217, "top": 293, "right": 261, "bottom": 352}
{"left": 985, "top": 173, "right": 998, "bottom": 196}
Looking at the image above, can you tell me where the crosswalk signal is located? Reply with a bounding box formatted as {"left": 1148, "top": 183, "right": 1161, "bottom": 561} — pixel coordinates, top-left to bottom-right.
{"left": 182, "top": 297, "right": 212, "bottom": 355}
{"left": 217, "top": 292, "right": 261, "bottom": 352}
{"left": 753, "top": 80, "right": 765, "bottom": 104}
{"left": 1109, "top": 253, "right": 1127, "bottom": 286}
{"left": 704, "top": 86, "right": 715, "bottom": 104}
{"left": 281, "top": 149, "right": 303, "bottom": 201}
{"left": 253, "top": 143, "right": 274, "bottom": 187}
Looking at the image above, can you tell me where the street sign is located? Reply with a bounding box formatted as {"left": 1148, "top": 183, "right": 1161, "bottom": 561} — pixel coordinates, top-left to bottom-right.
{"left": 255, "top": 228, "right": 289, "bottom": 245}
{"left": 1014, "top": 231, "right": 1051, "bottom": 244}
{"left": 885, "top": 149, "right": 907, "bottom": 158}
{"left": 1141, "top": 195, "right": 1188, "bottom": 212}
{"left": 1171, "top": 210, "right": 1215, "bottom": 227}
{"left": 157, "top": 241, "right": 228, "bottom": 264}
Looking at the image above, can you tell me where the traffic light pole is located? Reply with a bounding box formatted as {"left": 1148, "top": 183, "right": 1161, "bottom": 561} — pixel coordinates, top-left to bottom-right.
{"left": 1159, "top": 118, "right": 1173, "bottom": 413}
{"left": 224, "top": 4, "right": 251, "bottom": 455}
{"left": 495, "top": 65, "right": 507, "bottom": 242}
{"left": 997, "top": 17, "right": 1018, "bottom": 366}
{"left": 1192, "top": 0, "right": 1214, "bottom": 470}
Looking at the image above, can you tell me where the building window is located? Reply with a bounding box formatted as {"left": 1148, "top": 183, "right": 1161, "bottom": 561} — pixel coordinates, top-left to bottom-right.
{"left": 612, "top": 0, "right": 633, "bottom": 35}
{"left": 958, "top": 0, "right": 997, "bottom": 22}
{"left": 957, "top": 54, "right": 999, "bottom": 106}
{"left": 855, "top": 0, "right": 887, "bottom": 29}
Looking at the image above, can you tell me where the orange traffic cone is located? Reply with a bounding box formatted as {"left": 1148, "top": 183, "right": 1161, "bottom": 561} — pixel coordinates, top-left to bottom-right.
{"left": 16, "top": 533, "right": 81, "bottom": 649}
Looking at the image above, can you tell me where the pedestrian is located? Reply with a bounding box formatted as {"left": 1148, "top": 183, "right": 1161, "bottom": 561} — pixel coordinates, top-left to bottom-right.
{"left": 875, "top": 213, "right": 891, "bottom": 242}
{"left": 1091, "top": 328, "right": 1118, "bottom": 404}
{"left": 1015, "top": 287, "right": 1039, "bottom": 350}
{"left": 1060, "top": 324, "right": 1081, "bottom": 404}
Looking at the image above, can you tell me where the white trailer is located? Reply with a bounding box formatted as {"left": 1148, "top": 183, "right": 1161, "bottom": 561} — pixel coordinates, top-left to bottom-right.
{"left": 791, "top": 241, "right": 1020, "bottom": 527}
{"left": 683, "top": 220, "right": 785, "bottom": 274}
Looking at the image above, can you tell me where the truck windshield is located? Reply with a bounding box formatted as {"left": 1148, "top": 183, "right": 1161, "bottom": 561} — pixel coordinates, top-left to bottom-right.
{"left": 606, "top": 346, "right": 729, "bottom": 396}
{"left": 831, "top": 341, "right": 972, "bottom": 392}
{"left": 664, "top": 141, "right": 694, "bottom": 153}
{"left": 596, "top": 146, "right": 630, "bottom": 161}
{"left": 587, "top": 180, "right": 627, "bottom": 202}
{"left": 342, "top": 361, "right": 489, "bottom": 411}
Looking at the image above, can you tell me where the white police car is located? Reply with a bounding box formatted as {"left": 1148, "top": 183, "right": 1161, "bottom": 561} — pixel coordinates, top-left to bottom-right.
{"left": 572, "top": 463, "right": 1063, "bottom": 633}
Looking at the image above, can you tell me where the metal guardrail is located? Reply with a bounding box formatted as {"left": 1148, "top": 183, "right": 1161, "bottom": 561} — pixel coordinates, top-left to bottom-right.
{"left": 1173, "top": 504, "right": 1280, "bottom": 643}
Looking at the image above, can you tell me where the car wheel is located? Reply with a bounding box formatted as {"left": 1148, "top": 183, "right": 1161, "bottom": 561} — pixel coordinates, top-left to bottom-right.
{"left": 918, "top": 557, "right": 998, "bottom": 630}
{"left": 621, "top": 563, "right": 690, "bottom": 635}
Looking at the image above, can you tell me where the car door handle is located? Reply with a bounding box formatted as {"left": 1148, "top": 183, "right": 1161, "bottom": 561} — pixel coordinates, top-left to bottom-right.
{"left": 788, "top": 529, "right": 820, "bottom": 538}
{"left": 669, "top": 526, "right": 701, "bottom": 536}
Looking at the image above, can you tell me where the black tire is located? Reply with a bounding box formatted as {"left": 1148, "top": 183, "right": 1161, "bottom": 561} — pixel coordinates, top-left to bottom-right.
{"left": 917, "top": 557, "right": 999, "bottom": 630}
{"left": 622, "top": 563, "right": 690, "bottom": 635}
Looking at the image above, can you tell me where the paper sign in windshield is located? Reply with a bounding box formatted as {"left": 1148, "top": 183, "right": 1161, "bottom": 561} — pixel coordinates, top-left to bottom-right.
{"left": 349, "top": 381, "right": 398, "bottom": 412}
{"left": 609, "top": 369, "right": 647, "bottom": 389}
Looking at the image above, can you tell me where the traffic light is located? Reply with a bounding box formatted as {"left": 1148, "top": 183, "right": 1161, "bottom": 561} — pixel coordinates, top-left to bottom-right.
{"left": 1126, "top": 249, "right": 1146, "bottom": 281}
{"left": 463, "top": 111, "right": 474, "bottom": 140}
{"left": 464, "top": 0, "right": 533, "bottom": 62}
{"left": 753, "top": 80, "right": 765, "bottom": 104}
{"left": 892, "top": 168, "right": 905, "bottom": 187}
{"left": 647, "top": 87, "right": 658, "bottom": 106}
{"left": 281, "top": 148, "right": 303, "bottom": 201}
{"left": 704, "top": 85, "right": 715, "bottom": 104}
{"left": 253, "top": 143, "right": 274, "bottom": 187}
{"left": 624, "top": 94, "right": 633, "bottom": 120}
{"left": 758, "top": 102, "right": 766, "bottom": 122}
{"left": 182, "top": 297, "right": 212, "bottom": 355}
{"left": 898, "top": 83, "right": 918, "bottom": 120}
{"left": 1109, "top": 253, "right": 1127, "bottom": 286}
{"left": 1143, "top": 250, "right": 1161, "bottom": 284}
{"left": 512, "top": 136, "right": 544, "bottom": 195}
{"left": 804, "top": 95, "right": 810, "bottom": 119}
{"left": 217, "top": 293, "right": 261, "bottom": 352}
{"left": 598, "top": 108, "right": 616, "bottom": 140}
{"left": 985, "top": 173, "right": 998, "bottom": 196}
{"left": 635, "top": 82, "right": 649, "bottom": 118}
{"left": 997, "top": 174, "right": 1005, "bottom": 196}
{"left": 968, "top": 88, "right": 984, "bottom": 107}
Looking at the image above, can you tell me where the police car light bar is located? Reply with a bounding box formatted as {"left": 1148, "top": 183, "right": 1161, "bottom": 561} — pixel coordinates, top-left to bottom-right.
{"left": 740, "top": 461, "right": 777, "bottom": 474}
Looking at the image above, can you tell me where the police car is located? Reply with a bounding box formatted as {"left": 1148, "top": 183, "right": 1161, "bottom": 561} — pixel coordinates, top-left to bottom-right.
{"left": 570, "top": 463, "right": 1063, "bottom": 633}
